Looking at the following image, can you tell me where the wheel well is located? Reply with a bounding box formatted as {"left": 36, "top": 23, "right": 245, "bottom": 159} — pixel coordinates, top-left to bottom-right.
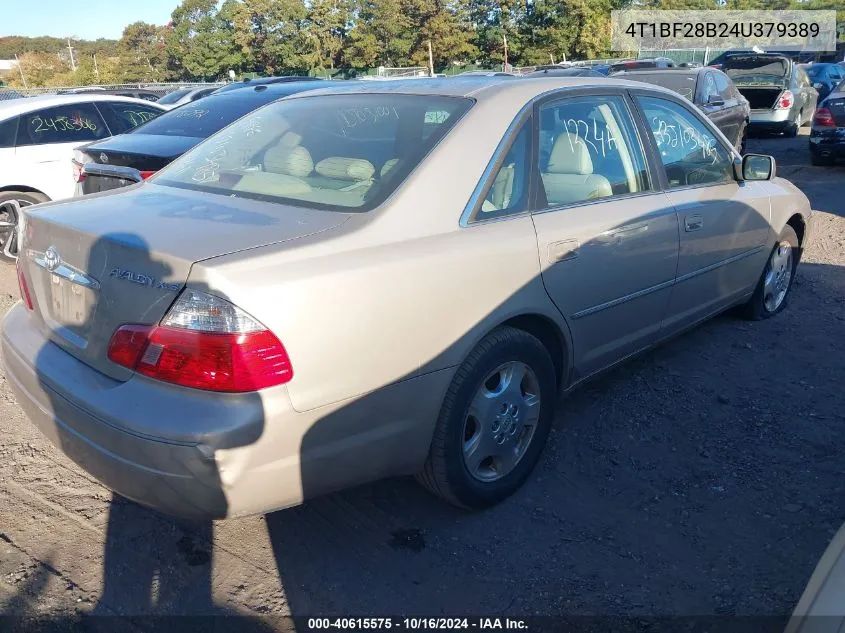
{"left": 0, "top": 185, "right": 47, "bottom": 196}
{"left": 501, "top": 314, "right": 568, "bottom": 387}
{"left": 787, "top": 213, "right": 806, "bottom": 246}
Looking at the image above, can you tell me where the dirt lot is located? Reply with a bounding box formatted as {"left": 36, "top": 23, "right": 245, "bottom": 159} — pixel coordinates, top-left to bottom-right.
{"left": 1, "top": 128, "right": 844, "bottom": 625}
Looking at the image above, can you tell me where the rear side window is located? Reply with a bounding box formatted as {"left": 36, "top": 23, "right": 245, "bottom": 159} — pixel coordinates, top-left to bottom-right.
{"left": 536, "top": 95, "right": 650, "bottom": 208}
{"left": 475, "top": 122, "right": 531, "bottom": 220}
{"left": 98, "top": 102, "right": 162, "bottom": 134}
{"left": 0, "top": 116, "right": 18, "bottom": 148}
{"left": 157, "top": 94, "right": 472, "bottom": 211}
{"left": 16, "top": 103, "right": 109, "bottom": 146}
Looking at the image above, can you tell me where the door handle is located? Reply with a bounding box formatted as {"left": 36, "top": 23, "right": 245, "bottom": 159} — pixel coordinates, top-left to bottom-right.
{"left": 684, "top": 214, "right": 703, "bottom": 232}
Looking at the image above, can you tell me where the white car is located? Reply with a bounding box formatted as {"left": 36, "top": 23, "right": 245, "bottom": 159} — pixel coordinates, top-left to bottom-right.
{"left": 0, "top": 94, "right": 165, "bottom": 258}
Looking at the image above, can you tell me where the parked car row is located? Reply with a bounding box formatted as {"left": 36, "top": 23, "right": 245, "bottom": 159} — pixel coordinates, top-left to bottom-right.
{"left": 1, "top": 73, "right": 813, "bottom": 519}
{"left": 0, "top": 94, "right": 168, "bottom": 257}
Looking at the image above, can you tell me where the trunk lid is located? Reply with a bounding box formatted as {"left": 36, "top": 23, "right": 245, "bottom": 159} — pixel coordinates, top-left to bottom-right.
{"left": 724, "top": 55, "right": 790, "bottom": 110}
{"left": 79, "top": 135, "right": 201, "bottom": 194}
{"left": 82, "top": 134, "right": 201, "bottom": 171}
{"left": 20, "top": 183, "right": 349, "bottom": 380}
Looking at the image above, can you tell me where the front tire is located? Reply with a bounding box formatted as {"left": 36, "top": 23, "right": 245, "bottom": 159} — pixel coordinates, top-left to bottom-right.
{"left": 417, "top": 327, "right": 557, "bottom": 510}
{"left": 742, "top": 225, "right": 800, "bottom": 320}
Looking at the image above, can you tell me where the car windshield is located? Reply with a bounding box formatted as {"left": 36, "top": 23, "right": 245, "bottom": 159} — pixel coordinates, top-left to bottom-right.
{"left": 158, "top": 89, "right": 193, "bottom": 105}
{"left": 625, "top": 73, "right": 698, "bottom": 101}
{"left": 154, "top": 93, "right": 472, "bottom": 212}
{"left": 129, "top": 93, "right": 278, "bottom": 138}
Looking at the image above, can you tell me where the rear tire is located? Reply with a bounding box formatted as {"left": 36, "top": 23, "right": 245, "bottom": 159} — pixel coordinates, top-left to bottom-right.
{"left": 0, "top": 191, "right": 49, "bottom": 261}
{"left": 416, "top": 327, "right": 557, "bottom": 510}
{"left": 810, "top": 152, "right": 833, "bottom": 167}
{"left": 784, "top": 111, "right": 800, "bottom": 137}
{"left": 742, "top": 225, "right": 800, "bottom": 321}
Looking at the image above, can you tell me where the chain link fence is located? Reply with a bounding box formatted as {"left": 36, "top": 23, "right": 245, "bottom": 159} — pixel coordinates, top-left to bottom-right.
{"left": 0, "top": 82, "right": 226, "bottom": 101}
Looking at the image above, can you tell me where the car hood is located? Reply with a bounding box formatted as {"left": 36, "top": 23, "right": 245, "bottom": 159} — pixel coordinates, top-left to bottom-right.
{"left": 82, "top": 134, "right": 203, "bottom": 161}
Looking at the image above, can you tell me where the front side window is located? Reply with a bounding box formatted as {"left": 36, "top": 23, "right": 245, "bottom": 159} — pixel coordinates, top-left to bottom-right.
{"left": 537, "top": 95, "right": 650, "bottom": 208}
{"left": 156, "top": 94, "right": 472, "bottom": 211}
{"left": 714, "top": 73, "right": 732, "bottom": 100}
{"left": 98, "top": 102, "right": 162, "bottom": 134}
{"left": 636, "top": 96, "right": 734, "bottom": 188}
{"left": 701, "top": 73, "right": 719, "bottom": 104}
{"left": 16, "top": 103, "right": 109, "bottom": 146}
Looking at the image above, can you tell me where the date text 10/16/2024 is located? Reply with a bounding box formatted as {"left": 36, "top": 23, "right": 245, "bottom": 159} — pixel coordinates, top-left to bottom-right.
{"left": 306, "top": 618, "right": 529, "bottom": 631}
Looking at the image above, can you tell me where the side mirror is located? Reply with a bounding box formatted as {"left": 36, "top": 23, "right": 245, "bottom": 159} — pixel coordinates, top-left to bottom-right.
{"left": 737, "top": 154, "right": 776, "bottom": 181}
{"left": 707, "top": 95, "right": 725, "bottom": 106}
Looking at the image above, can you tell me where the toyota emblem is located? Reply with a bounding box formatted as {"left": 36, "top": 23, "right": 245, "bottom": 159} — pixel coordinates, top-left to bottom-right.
{"left": 100, "top": 152, "right": 109, "bottom": 164}
{"left": 44, "top": 246, "right": 60, "bottom": 272}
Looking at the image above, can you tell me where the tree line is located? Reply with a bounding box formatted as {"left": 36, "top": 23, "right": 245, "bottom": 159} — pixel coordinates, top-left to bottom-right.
{"left": 2, "top": 0, "right": 843, "bottom": 88}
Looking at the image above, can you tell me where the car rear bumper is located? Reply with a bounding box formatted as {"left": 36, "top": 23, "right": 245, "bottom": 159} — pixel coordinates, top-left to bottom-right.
{"left": 809, "top": 128, "right": 845, "bottom": 158}
{"left": 1, "top": 303, "right": 448, "bottom": 519}
{"left": 748, "top": 108, "right": 792, "bottom": 130}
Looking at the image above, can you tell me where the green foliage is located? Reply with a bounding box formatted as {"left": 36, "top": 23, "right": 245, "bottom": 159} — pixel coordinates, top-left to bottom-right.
{"left": 2, "top": 0, "right": 843, "bottom": 86}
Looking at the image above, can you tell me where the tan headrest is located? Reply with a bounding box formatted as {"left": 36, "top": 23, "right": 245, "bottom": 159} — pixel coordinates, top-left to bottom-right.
{"left": 315, "top": 157, "right": 375, "bottom": 181}
{"left": 381, "top": 158, "right": 399, "bottom": 177}
{"left": 548, "top": 133, "right": 593, "bottom": 175}
{"left": 278, "top": 131, "right": 302, "bottom": 147}
{"left": 264, "top": 145, "right": 313, "bottom": 177}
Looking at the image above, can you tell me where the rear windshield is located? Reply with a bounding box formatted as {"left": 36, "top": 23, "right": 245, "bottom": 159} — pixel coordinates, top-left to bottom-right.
{"left": 624, "top": 73, "right": 698, "bottom": 101}
{"left": 724, "top": 57, "right": 788, "bottom": 85}
{"left": 157, "top": 89, "right": 192, "bottom": 105}
{"left": 130, "top": 92, "right": 278, "bottom": 138}
{"left": 155, "top": 94, "right": 472, "bottom": 212}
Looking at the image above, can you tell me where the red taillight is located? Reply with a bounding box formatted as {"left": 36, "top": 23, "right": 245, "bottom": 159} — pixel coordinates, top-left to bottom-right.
{"left": 139, "top": 170, "right": 156, "bottom": 180}
{"left": 776, "top": 90, "right": 794, "bottom": 110}
{"left": 72, "top": 159, "right": 86, "bottom": 183}
{"left": 108, "top": 325, "right": 292, "bottom": 392}
{"left": 813, "top": 107, "right": 836, "bottom": 127}
{"left": 16, "top": 260, "right": 33, "bottom": 311}
{"left": 709, "top": 64, "right": 723, "bottom": 69}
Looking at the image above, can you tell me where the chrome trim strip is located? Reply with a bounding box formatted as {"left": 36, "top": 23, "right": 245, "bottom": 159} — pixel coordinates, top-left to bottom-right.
{"left": 30, "top": 250, "right": 101, "bottom": 290}
{"left": 674, "top": 245, "right": 765, "bottom": 284}
{"left": 571, "top": 245, "right": 765, "bottom": 320}
{"left": 572, "top": 278, "right": 675, "bottom": 320}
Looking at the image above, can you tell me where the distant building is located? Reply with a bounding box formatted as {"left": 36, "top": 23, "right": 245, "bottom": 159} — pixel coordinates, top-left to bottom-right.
{"left": 0, "top": 60, "right": 19, "bottom": 77}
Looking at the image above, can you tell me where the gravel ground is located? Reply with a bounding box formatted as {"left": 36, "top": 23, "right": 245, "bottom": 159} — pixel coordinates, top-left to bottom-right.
{"left": 0, "top": 128, "right": 844, "bottom": 625}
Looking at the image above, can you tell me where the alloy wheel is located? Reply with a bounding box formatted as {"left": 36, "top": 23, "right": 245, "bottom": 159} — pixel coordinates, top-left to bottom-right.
{"left": 763, "top": 241, "right": 793, "bottom": 312}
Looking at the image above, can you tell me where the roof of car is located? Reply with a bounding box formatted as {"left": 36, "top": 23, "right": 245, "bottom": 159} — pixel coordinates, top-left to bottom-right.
{"left": 613, "top": 68, "right": 705, "bottom": 78}
{"left": 281, "top": 76, "right": 680, "bottom": 103}
{"left": 0, "top": 93, "right": 166, "bottom": 119}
